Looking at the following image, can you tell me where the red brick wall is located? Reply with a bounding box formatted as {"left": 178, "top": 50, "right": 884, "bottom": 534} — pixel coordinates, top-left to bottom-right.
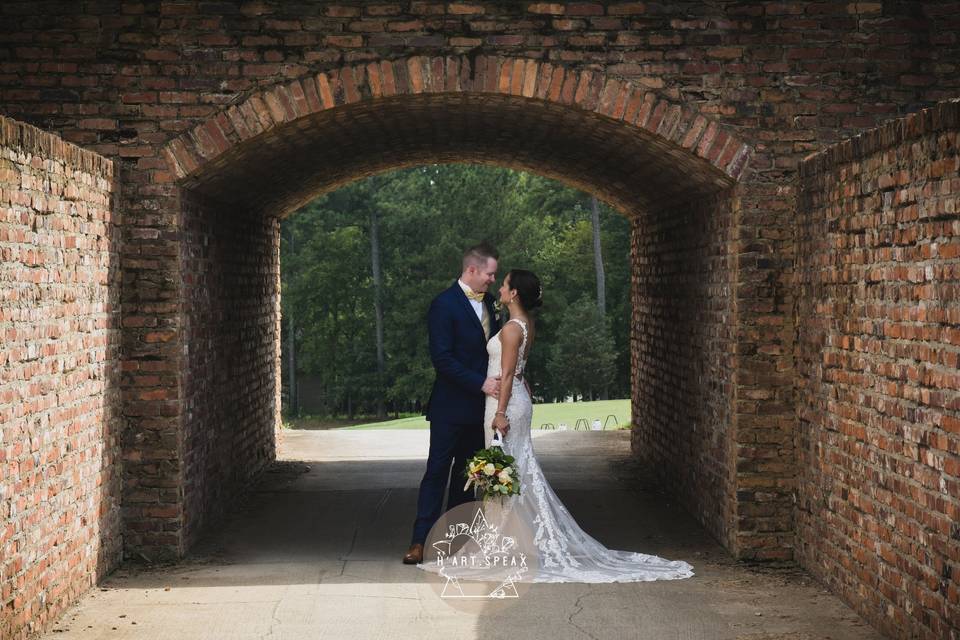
{"left": 179, "top": 192, "right": 280, "bottom": 551}
{"left": 796, "top": 100, "right": 960, "bottom": 640}
{"left": 631, "top": 191, "right": 748, "bottom": 556}
{"left": 0, "top": 115, "right": 120, "bottom": 640}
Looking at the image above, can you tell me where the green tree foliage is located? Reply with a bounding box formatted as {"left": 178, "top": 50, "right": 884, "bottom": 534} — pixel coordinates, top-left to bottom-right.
{"left": 546, "top": 297, "right": 618, "bottom": 401}
{"left": 281, "top": 164, "right": 632, "bottom": 418}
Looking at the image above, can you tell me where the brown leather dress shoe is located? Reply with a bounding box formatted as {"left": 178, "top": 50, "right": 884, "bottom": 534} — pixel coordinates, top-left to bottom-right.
{"left": 402, "top": 543, "right": 423, "bottom": 564}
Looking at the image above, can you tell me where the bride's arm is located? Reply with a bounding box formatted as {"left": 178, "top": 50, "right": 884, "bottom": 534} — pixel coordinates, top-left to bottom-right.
{"left": 492, "top": 323, "right": 522, "bottom": 435}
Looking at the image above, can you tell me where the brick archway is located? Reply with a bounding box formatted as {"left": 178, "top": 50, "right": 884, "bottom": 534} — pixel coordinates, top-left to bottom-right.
{"left": 162, "top": 55, "right": 752, "bottom": 216}
{"left": 136, "top": 54, "right": 766, "bottom": 567}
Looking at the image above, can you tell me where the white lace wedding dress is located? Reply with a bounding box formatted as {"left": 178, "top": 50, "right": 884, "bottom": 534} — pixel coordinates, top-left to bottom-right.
{"left": 419, "top": 317, "right": 694, "bottom": 584}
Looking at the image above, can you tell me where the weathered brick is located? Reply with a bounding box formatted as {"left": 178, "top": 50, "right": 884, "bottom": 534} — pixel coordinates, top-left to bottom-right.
{"left": 324, "top": 5, "right": 360, "bottom": 17}
{"left": 796, "top": 101, "right": 960, "bottom": 640}
{"left": 566, "top": 2, "right": 604, "bottom": 16}
{"left": 448, "top": 2, "right": 484, "bottom": 14}
{"left": 608, "top": 2, "right": 646, "bottom": 15}
{"left": 365, "top": 4, "right": 402, "bottom": 16}
{"left": 0, "top": 114, "right": 120, "bottom": 640}
{"left": 527, "top": 3, "right": 564, "bottom": 14}
{"left": 325, "top": 34, "right": 363, "bottom": 47}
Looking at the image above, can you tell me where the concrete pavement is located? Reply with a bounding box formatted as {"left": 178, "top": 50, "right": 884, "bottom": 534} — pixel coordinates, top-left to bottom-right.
{"left": 41, "top": 429, "right": 885, "bottom": 640}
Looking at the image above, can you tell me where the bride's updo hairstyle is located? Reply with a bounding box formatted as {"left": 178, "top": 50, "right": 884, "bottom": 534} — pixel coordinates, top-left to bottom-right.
{"left": 508, "top": 269, "right": 543, "bottom": 311}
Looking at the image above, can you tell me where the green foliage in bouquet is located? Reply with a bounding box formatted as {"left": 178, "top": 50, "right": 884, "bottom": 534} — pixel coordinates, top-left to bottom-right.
{"left": 463, "top": 445, "right": 521, "bottom": 500}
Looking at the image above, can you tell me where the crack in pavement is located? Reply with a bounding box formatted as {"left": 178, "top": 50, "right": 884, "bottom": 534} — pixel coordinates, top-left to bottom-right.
{"left": 370, "top": 488, "right": 393, "bottom": 522}
{"left": 259, "top": 588, "right": 286, "bottom": 640}
{"left": 566, "top": 590, "right": 602, "bottom": 640}
{"left": 330, "top": 526, "right": 361, "bottom": 579}
{"left": 566, "top": 589, "right": 625, "bottom": 640}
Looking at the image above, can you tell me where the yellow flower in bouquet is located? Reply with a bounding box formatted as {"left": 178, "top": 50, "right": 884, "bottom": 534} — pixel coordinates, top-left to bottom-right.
{"left": 463, "top": 445, "right": 521, "bottom": 500}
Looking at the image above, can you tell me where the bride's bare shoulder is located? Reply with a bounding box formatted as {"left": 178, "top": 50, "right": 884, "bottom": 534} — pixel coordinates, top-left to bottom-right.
{"left": 499, "top": 321, "right": 522, "bottom": 344}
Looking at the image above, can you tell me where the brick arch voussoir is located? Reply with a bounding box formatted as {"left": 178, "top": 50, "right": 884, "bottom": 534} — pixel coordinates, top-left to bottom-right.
{"left": 162, "top": 55, "right": 752, "bottom": 185}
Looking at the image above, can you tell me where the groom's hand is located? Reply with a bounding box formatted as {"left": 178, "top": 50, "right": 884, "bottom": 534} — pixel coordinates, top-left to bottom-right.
{"left": 482, "top": 376, "right": 501, "bottom": 397}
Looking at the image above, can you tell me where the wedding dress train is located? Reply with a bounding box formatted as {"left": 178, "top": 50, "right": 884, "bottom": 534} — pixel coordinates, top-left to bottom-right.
{"left": 419, "top": 317, "right": 694, "bottom": 584}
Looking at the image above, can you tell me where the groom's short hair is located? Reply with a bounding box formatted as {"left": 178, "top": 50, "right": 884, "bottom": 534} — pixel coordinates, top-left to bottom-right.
{"left": 462, "top": 242, "right": 499, "bottom": 270}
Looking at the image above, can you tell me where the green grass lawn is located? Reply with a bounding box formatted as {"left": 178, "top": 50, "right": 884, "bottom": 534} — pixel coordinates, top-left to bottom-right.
{"left": 336, "top": 398, "right": 631, "bottom": 430}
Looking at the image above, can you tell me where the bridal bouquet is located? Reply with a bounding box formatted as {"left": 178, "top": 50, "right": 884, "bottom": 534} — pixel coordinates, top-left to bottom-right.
{"left": 463, "top": 443, "right": 521, "bottom": 500}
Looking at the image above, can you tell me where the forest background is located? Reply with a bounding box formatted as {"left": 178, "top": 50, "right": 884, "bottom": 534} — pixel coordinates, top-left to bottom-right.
{"left": 280, "top": 164, "right": 631, "bottom": 421}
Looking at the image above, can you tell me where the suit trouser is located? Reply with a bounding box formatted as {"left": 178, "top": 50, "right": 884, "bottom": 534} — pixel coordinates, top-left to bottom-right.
{"left": 411, "top": 420, "right": 484, "bottom": 545}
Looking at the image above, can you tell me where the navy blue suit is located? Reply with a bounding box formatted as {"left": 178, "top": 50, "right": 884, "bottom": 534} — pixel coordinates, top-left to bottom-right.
{"left": 411, "top": 281, "right": 500, "bottom": 545}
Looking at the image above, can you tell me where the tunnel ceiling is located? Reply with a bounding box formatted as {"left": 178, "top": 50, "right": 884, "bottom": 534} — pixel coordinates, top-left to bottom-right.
{"left": 178, "top": 92, "right": 739, "bottom": 218}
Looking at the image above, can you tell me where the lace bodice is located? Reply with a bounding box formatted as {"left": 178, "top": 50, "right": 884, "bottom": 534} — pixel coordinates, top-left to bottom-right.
{"left": 487, "top": 317, "right": 530, "bottom": 380}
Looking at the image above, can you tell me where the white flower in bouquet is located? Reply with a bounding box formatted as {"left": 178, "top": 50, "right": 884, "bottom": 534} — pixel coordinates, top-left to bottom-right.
{"left": 463, "top": 446, "right": 521, "bottom": 499}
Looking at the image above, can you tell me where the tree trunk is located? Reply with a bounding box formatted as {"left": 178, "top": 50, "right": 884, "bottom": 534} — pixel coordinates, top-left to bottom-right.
{"left": 370, "top": 208, "right": 387, "bottom": 419}
{"left": 590, "top": 196, "right": 609, "bottom": 400}
{"left": 591, "top": 196, "right": 606, "bottom": 315}
{"left": 284, "top": 225, "right": 298, "bottom": 417}
{"left": 287, "top": 308, "right": 297, "bottom": 417}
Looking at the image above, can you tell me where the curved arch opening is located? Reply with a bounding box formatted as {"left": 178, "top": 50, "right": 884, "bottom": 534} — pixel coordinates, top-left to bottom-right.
{"left": 167, "top": 71, "right": 745, "bottom": 561}
{"left": 278, "top": 163, "right": 637, "bottom": 422}
{"left": 179, "top": 92, "right": 737, "bottom": 218}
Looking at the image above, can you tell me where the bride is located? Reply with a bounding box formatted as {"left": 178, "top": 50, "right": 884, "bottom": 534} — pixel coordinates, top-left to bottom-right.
{"left": 423, "top": 269, "right": 694, "bottom": 584}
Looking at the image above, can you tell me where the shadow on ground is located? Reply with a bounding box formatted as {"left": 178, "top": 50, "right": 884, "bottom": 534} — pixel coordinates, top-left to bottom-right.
{"left": 44, "top": 431, "right": 884, "bottom": 640}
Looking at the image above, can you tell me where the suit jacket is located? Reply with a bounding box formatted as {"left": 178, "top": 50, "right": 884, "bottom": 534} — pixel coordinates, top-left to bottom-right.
{"left": 424, "top": 281, "right": 501, "bottom": 424}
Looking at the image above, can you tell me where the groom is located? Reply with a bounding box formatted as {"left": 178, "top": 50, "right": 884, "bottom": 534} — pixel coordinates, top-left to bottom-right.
{"left": 403, "top": 242, "right": 502, "bottom": 564}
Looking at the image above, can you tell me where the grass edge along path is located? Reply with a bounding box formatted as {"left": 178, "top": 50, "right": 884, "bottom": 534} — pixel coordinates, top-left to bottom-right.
{"left": 327, "top": 399, "right": 631, "bottom": 431}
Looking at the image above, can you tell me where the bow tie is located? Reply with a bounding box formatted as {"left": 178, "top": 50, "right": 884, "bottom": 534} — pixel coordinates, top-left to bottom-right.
{"left": 464, "top": 289, "right": 485, "bottom": 302}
